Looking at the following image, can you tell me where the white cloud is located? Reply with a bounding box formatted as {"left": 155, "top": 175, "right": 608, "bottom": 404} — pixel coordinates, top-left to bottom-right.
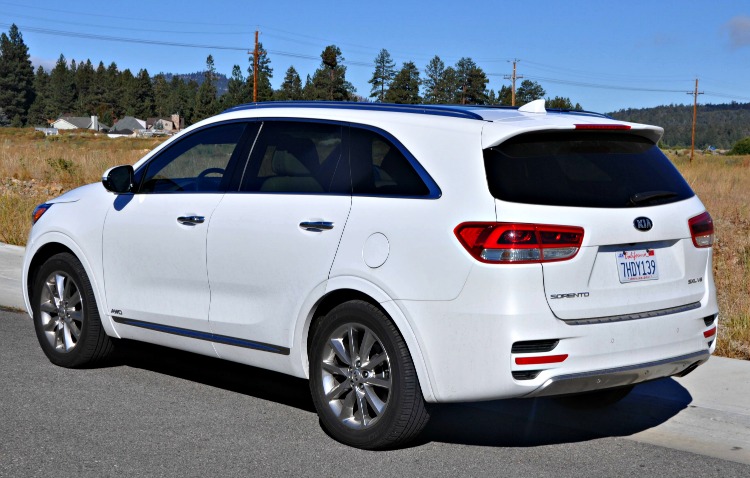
{"left": 724, "top": 15, "right": 750, "bottom": 49}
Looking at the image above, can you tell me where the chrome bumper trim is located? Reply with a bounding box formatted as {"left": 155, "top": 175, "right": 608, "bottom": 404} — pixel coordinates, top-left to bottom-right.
{"left": 561, "top": 301, "right": 702, "bottom": 326}
{"left": 525, "top": 350, "right": 710, "bottom": 398}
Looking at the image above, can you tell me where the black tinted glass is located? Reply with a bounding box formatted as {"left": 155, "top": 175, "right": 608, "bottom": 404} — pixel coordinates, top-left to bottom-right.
{"left": 140, "top": 122, "right": 248, "bottom": 193}
{"left": 350, "top": 127, "right": 429, "bottom": 197}
{"left": 240, "top": 121, "right": 348, "bottom": 194}
{"left": 484, "top": 132, "right": 694, "bottom": 208}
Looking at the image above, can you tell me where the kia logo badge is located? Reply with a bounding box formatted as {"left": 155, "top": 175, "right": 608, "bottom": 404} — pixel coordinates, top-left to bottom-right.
{"left": 633, "top": 217, "right": 653, "bottom": 231}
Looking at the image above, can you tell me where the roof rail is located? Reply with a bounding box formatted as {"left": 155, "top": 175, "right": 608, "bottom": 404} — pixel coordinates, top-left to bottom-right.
{"left": 221, "top": 101, "right": 485, "bottom": 120}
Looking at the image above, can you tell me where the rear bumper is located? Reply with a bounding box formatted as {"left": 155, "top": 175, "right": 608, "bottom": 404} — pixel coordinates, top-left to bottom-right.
{"left": 397, "top": 262, "right": 718, "bottom": 403}
{"left": 525, "top": 350, "right": 709, "bottom": 398}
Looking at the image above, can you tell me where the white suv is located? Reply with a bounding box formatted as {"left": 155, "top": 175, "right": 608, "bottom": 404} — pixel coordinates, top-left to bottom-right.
{"left": 23, "top": 100, "right": 718, "bottom": 449}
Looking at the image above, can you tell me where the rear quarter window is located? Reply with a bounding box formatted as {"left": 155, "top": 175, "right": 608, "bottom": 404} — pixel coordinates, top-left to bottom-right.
{"left": 484, "top": 132, "right": 695, "bottom": 208}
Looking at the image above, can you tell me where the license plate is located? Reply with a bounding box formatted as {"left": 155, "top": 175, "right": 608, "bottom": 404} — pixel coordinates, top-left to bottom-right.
{"left": 616, "top": 249, "right": 658, "bottom": 283}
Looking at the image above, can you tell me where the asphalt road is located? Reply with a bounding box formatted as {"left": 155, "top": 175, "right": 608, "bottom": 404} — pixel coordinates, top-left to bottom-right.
{"left": 1, "top": 309, "right": 748, "bottom": 478}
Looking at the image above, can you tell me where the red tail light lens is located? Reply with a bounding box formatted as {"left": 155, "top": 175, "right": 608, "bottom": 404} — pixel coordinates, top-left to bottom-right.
{"left": 455, "top": 223, "right": 584, "bottom": 264}
{"left": 688, "top": 212, "right": 714, "bottom": 248}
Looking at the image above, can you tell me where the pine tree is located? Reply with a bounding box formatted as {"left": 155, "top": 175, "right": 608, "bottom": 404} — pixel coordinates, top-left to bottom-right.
{"left": 385, "top": 61, "right": 421, "bottom": 104}
{"left": 277, "top": 66, "right": 303, "bottom": 101}
{"left": 368, "top": 49, "right": 396, "bottom": 102}
{"left": 133, "top": 69, "right": 155, "bottom": 119}
{"left": 48, "top": 54, "right": 75, "bottom": 116}
{"left": 73, "top": 59, "right": 95, "bottom": 115}
{"left": 423, "top": 56, "right": 448, "bottom": 104}
{"left": 515, "top": 80, "right": 546, "bottom": 106}
{"left": 222, "top": 65, "right": 247, "bottom": 109}
{"left": 455, "top": 57, "right": 488, "bottom": 105}
{"left": 310, "top": 45, "right": 355, "bottom": 101}
{"left": 118, "top": 69, "right": 138, "bottom": 117}
{"left": 194, "top": 55, "right": 218, "bottom": 121}
{"left": 0, "top": 24, "right": 35, "bottom": 125}
{"left": 152, "top": 74, "right": 173, "bottom": 118}
{"left": 247, "top": 43, "right": 273, "bottom": 102}
{"left": 27, "top": 66, "right": 53, "bottom": 126}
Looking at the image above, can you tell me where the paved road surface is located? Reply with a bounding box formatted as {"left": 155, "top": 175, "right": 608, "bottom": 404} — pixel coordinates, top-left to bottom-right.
{"left": 1, "top": 309, "right": 748, "bottom": 477}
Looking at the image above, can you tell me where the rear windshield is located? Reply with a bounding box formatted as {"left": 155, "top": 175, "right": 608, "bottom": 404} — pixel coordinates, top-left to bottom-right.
{"left": 484, "top": 132, "right": 694, "bottom": 208}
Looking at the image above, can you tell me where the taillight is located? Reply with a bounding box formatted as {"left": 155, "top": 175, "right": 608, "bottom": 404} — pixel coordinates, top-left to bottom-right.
{"left": 574, "top": 124, "right": 632, "bottom": 131}
{"left": 454, "top": 222, "right": 584, "bottom": 264}
{"left": 688, "top": 212, "right": 714, "bottom": 248}
{"left": 32, "top": 203, "right": 52, "bottom": 224}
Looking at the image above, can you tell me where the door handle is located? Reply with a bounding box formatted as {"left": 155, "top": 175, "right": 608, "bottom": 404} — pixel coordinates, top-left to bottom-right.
{"left": 177, "top": 215, "right": 205, "bottom": 225}
{"left": 299, "top": 221, "right": 334, "bottom": 231}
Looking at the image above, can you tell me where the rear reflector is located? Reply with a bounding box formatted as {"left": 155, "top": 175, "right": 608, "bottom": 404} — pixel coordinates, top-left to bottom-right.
{"left": 455, "top": 222, "right": 584, "bottom": 264}
{"left": 703, "top": 326, "right": 716, "bottom": 338}
{"left": 515, "top": 354, "right": 569, "bottom": 365}
{"left": 688, "top": 211, "right": 714, "bottom": 248}
{"left": 575, "top": 124, "right": 632, "bottom": 130}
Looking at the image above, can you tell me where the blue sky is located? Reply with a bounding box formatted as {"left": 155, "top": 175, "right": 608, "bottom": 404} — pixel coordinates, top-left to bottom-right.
{"left": 1, "top": 0, "right": 749, "bottom": 112}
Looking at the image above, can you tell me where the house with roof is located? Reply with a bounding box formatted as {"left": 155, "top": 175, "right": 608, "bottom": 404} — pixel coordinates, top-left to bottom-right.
{"left": 109, "top": 116, "right": 147, "bottom": 136}
{"left": 146, "top": 114, "right": 183, "bottom": 133}
{"left": 52, "top": 115, "right": 109, "bottom": 132}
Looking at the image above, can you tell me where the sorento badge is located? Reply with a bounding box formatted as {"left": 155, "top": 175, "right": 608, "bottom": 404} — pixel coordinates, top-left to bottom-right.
{"left": 633, "top": 217, "right": 653, "bottom": 231}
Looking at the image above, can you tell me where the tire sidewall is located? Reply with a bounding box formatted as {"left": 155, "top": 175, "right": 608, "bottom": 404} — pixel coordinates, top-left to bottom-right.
{"left": 32, "top": 253, "right": 98, "bottom": 368}
{"left": 309, "top": 301, "right": 412, "bottom": 449}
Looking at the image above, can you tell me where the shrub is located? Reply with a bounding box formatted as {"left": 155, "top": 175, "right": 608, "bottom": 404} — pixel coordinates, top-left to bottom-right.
{"left": 728, "top": 137, "right": 750, "bottom": 155}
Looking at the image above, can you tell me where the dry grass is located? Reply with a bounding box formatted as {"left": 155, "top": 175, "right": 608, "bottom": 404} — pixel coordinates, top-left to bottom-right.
{"left": 669, "top": 151, "right": 750, "bottom": 359}
{"left": 0, "top": 128, "right": 164, "bottom": 245}
{"left": 0, "top": 129, "right": 747, "bottom": 359}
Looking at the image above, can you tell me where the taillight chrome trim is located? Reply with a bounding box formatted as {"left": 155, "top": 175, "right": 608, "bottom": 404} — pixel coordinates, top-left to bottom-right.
{"left": 688, "top": 211, "right": 714, "bottom": 248}
{"left": 454, "top": 222, "right": 584, "bottom": 264}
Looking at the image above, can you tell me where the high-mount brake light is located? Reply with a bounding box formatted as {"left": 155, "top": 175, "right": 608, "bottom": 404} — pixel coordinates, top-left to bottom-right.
{"left": 454, "top": 223, "right": 584, "bottom": 264}
{"left": 688, "top": 211, "right": 714, "bottom": 248}
{"left": 574, "top": 124, "right": 632, "bottom": 130}
{"left": 32, "top": 203, "right": 52, "bottom": 225}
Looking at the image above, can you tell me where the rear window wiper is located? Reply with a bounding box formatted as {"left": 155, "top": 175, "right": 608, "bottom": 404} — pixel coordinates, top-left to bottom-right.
{"left": 628, "top": 190, "right": 678, "bottom": 206}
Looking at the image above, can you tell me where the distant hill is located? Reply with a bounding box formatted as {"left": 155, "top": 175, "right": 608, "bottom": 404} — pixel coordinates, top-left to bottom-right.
{"left": 609, "top": 102, "right": 750, "bottom": 150}
{"left": 161, "top": 72, "right": 230, "bottom": 97}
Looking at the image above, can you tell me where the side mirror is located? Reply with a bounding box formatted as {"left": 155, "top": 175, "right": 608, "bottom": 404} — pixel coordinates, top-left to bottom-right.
{"left": 102, "top": 165, "right": 134, "bottom": 193}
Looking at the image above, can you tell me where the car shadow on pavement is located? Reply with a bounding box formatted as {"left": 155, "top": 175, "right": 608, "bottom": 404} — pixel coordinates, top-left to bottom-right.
{"left": 112, "top": 339, "right": 317, "bottom": 413}
{"left": 420, "top": 378, "right": 692, "bottom": 447}
{"left": 113, "top": 339, "right": 692, "bottom": 448}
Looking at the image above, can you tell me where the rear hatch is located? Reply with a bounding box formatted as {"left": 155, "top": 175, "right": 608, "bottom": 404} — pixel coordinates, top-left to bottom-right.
{"left": 483, "top": 130, "right": 713, "bottom": 322}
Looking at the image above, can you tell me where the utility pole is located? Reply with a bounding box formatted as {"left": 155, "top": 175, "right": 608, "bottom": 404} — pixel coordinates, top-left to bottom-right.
{"left": 253, "top": 31, "right": 259, "bottom": 102}
{"left": 687, "top": 78, "right": 704, "bottom": 163}
{"left": 248, "top": 30, "right": 261, "bottom": 102}
{"left": 504, "top": 59, "right": 523, "bottom": 106}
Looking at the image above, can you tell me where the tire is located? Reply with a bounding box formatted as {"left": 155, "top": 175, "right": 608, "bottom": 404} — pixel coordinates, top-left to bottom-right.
{"left": 32, "top": 252, "right": 114, "bottom": 368}
{"left": 555, "top": 385, "right": 635, "bottom": 409}
{"left": 308, "top": 300, "right": 429, "bottom": 449}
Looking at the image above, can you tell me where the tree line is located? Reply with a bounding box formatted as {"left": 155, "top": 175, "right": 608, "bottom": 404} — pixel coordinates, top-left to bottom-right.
{"left": 0, "top": 24, "right": 582, "bottom": 128}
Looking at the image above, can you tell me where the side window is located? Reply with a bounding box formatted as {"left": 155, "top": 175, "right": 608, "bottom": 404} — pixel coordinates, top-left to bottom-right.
{"left": 240, "top": 121, "right": 348, "bottom": 194}
{"left": 350, "top": 127, "right": 429, "bottom": 197}
{"left": 139, "top": 122, "right": 250, "bottom": 193}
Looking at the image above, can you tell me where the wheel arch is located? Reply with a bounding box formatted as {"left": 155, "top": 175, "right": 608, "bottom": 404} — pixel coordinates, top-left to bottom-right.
{"left": 293, "top": 277, "right": 436, "bottom": 402}
{"left": 24, "top": 232, "right": 119, "bottom": 339}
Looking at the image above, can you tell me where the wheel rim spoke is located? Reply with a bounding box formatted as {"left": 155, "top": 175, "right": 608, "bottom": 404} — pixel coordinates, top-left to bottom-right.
{"left": 67, "top": 290, "right": 81, "bottom": 308}
{"left": 362, "top": 352, "right": 387, "bottom": 370}
{"left": 321, "top": 361, "right": 348, "bottom": 378}
{"left": 360, "top": 330, "right": 376, "bottom": 359}
{"left": 355, "top": 386, "right": 369, "bottom": 426}
{"left": 329, "top": 338, "right": 351, "bottom": 366}
{"left": 348, "top": 326, "right": 359, "bottom": 363}
{"left": 325, "top": 379, "right": 351, "bottom": 400}
{"left": 66, "top": 318, "right": 81, "bottom": 341}
{"left": 40, "top": 301, "right": 57, "bottom": 314}
{"left": 364, "top": 375, "right": 391, "bottom": 389}
{"left": 338, "top": 388, "right": 356, "bottom": 420}
{"left": 54, "top": 274, "right": 66, "bottom": 303}
{"left": 363, "top": 385, "right": 386, "bottom": 415}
